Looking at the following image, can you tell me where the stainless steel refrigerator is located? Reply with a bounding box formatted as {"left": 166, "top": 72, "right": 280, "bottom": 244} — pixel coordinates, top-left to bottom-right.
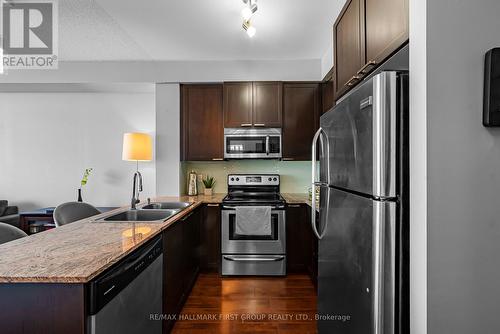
{"left": 311, "top": 71, "right": 409, "bottom": 334}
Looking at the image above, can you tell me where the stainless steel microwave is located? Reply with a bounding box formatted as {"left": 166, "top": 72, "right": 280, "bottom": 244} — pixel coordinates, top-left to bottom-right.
{"left": 224, "top": 128, "right": 282, "bottom": 159}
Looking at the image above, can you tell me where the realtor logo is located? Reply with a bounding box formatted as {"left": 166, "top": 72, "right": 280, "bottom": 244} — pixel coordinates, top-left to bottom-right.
{"left": 1, "top": 0, "right": 58, "bottom": 70}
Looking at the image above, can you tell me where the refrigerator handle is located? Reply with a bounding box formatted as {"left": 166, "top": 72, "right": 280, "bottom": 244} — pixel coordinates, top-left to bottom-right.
{"left": 311, "top": 127, "right": 330, "bottom": 184}
{"left": 372, "top": 201, "right": 385, "bottom": 334}
{"left": 311, "top": 128, "right": 329, "bottom": 240}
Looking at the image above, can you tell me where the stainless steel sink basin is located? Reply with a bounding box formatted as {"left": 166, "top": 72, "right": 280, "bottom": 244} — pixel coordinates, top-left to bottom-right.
{"left": 142, "top": 202, "right": 192, "bottom": 210}
{"left": 103, "top": 209, "right": 179, "bottom": 222}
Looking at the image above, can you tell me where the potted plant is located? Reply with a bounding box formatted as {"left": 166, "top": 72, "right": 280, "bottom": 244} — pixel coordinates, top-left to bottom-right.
{"left": 78, "top": 168, "right": 93, "bottom": 202}
{"left": 202, "top": 175, "right": 216, "bottom": 196}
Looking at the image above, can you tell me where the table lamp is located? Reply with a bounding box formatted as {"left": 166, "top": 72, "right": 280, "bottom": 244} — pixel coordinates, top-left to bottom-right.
{"left": 122, "top": 133, "right": 152, "bottom": 209}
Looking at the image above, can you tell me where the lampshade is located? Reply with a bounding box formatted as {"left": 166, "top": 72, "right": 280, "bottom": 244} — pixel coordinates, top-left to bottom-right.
{"left": 122, "top": 133, "right": 153, "bottom": 161}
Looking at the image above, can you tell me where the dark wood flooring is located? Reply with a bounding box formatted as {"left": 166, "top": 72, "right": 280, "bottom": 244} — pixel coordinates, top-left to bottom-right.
{"left": 171, "top": 273, "right": 318, "bottom": 334}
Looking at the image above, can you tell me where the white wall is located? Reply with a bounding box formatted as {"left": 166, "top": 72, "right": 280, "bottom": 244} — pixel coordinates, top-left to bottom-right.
{"left": 155, "top": 83, "right": 181, "bottom": 196}
{"left": 424, "top": 0, "right": 500, "bottom": 333}
{"left": 0, "top": 84, "right": 156, "bottom": 211}
{"left": 409, "top": 0, "right": 427, "bottom": 332}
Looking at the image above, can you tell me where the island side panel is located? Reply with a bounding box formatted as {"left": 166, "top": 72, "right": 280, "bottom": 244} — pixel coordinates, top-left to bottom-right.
{"left": 0, "top": 283, "right": 86, "bottom": 334}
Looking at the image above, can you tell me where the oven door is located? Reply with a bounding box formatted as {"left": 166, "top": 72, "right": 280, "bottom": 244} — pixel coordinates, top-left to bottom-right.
{"left": 221, "top": 208, "right": 286, "bottom": 254}
{"left": 224, "top": 128, "right": 282, "bottom": 159}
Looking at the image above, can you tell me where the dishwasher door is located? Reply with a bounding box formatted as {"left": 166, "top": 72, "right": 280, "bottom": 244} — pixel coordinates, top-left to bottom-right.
{"left": 87, "top": 236, "right": 163, "bottom": 334}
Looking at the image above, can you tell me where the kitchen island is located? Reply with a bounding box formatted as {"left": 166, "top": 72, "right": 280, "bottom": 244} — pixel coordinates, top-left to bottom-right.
{"left": 0, "top": 193, "right": 311, "bottom": 334}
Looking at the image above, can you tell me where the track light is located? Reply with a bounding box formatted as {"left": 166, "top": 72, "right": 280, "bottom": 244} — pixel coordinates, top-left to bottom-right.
{"left": 242, "top": 20, "right": 256, "bottom": 38}
{"left": 241, "top": 3, "right": 257, "bottom": 20}
{"left": 241, "top": 0, "right": 258, "bottom": 37}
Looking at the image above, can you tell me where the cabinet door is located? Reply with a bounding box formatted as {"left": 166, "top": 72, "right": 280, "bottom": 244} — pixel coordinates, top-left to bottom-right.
{"left": 182, "top": 209, "right": 201, "bottom": 294}
{"left": 334, "top": 0, "right": 365, "bottom": 99}
{"left": 252, "top": 82, "right": 283, "bottom": 127}
{"left": 200, "top": 204, "right": 221, "bottom": 272}
{"left": 163, "top": 221, "right": 185, "bottom": 332}
{"left": 365, "top": 0, "right": 409, "bottom": 66}
{"left": 321, "top": 78, "right": 334, "bottom": 114}
{"left": 181, "top": 84, "right": 223, "bottom": 161}
{"left": 223, "top": 82, "right": 253, "bottom": 128}
{"left": 282, "top": 83, "right": 320, "bottom": 161}
{"left": 286, "top": 204, "right": 312, "bottom": 272}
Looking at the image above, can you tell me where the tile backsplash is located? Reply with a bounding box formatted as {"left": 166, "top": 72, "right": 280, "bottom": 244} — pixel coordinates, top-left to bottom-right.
{"left": 182, "top": 160, "right": 311, "bottom": 194}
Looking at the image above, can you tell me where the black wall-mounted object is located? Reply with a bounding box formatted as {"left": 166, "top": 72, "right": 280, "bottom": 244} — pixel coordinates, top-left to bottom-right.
{"left": 483, "top": 48, "right": 500, "bottom": 126}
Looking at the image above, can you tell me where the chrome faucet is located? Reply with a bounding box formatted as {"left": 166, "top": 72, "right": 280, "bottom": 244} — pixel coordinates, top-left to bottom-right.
{"left": 131, "top": 171, "right": 143, "bottom": 210}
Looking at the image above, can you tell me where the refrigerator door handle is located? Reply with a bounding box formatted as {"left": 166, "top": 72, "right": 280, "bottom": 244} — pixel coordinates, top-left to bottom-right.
{"left": 311, "top": 128, "right": 330, "bottom": 239}
{"left": 311, "top": 127, "right": 330, "bottom": 186}
{"left": 372, "top": 201, "right": 395, "bottom": 334}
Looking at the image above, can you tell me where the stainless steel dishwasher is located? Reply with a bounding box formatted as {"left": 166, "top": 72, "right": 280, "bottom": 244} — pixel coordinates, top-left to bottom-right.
{"left": 87, "top": 235, "right": 163, "bottom": 334}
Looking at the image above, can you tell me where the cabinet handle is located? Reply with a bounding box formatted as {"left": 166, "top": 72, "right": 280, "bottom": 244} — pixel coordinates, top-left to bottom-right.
{"left": 345, "top": 75, "right": 361, "bottom": 87}
{"left": 206, "top": 204, "right": 219, "bottom": 207}
{"left": 181, "top": 212, "right": 194, "bottom": 221}
{"left": 282, "top": 158, "right": 294, "bottom": 161}
{"left": 240, "top": 123, "right": 252, "bottom": 127}
{"left": 212, "top": 158, "right": 224, "bottom": 161}
{"left": 254, "top": 123, "right": 266, "bottom": 127}
{"left": 356, "top": 60, "right": 377, "bottom": 75}
{"left": 288, "top": 204, "right": 301, "bottom": 208}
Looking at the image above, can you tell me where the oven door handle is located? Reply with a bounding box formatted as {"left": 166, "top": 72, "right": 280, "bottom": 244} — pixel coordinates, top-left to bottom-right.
{"left": 223, "top": 255, "right": 285, "bottom": 262}
{"left": 266, "top": 135, "right": 270, "bottom": 155}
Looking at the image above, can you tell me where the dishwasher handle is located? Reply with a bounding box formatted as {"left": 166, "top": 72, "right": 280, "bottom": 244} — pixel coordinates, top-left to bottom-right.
{"left": 88, "top": 235, "right": 163, "bottom": 315}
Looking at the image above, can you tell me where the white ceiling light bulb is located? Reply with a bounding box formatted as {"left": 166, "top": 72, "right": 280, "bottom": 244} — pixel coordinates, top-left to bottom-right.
{"left": 242, "top": 20, "right": 256, "bottom": 38}
{"left": 241, "top": 7, "right": 253, "bottom": 21}
{"left": 246, "top": 25, "right": 256, "bottom": 38}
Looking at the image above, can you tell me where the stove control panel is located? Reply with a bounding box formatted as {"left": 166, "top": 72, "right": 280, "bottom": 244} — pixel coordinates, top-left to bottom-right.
{"left": 227, "top": 174, "right": 280, "bottom": 186}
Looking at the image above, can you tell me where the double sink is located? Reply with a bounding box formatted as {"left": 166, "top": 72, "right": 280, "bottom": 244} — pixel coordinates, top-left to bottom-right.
{"left": 99, "top": 202, "right": 192, "bottom": 222}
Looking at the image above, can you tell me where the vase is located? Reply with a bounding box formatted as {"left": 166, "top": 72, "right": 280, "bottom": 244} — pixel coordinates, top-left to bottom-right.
{"left": 77, "top": 188, "right": 83, "bottom": 202}
{"left": 204, "top": 188, "right": 213, "bottom": 196}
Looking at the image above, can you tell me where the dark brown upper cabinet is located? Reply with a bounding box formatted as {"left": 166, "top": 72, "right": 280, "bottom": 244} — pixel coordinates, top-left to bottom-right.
{"left": 181, "top": 84, "right": 224, "bottom": 161}
{"left": 321, "top": 69, "right": 335, "bottom": 114}
{"left": 334, "top": 0, "right": 365, "bottom": 99}
{"left": 365, "top": 0, "right": 409, "bottom": 66}
{"left": 334, "top": 0, "right": 408, "bottom": 100}
{"left": 223, "top": 82, "right": 253, "bottom": 127}
{"left": 224, "top": 82, "right": 282, "bottom": 128}
{"left": 253, "top": 82, "right": 283, "bottom": 127}
{"left": 282, "top": 83, "right": 320, "bottom": 161}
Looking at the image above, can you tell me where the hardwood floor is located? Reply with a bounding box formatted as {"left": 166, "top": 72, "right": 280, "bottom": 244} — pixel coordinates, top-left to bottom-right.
{"left": 172, "top": 273, "right": 318, "bottom": 334}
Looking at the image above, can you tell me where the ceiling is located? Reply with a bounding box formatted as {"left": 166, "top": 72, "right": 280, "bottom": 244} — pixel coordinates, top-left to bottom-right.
{"left": 58, "top": 0, "right": 345, "bottom": 61}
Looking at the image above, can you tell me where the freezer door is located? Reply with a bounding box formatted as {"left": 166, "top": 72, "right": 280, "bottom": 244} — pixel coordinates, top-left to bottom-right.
{"left": 321, "top": 72, "right": 398, "bottom": 198}
{"left": 318, "top": 187, "right": 395, "bottom": 334}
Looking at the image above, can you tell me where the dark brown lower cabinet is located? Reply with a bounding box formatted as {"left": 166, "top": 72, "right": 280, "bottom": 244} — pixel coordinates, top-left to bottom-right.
{"left": 200, "top": 204, "right": 221, "bottom": 272}
{"left": 286, "top": 204, "right": 318, "bottom": 286}
{"left": 163, "top": 207, "right": 201, "bottom": 333}
{"left": 0, "top": 283, "right": 86, "bottom": 334}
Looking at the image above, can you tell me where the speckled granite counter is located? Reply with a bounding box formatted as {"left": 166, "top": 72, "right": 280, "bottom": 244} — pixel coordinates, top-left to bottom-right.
{"left": 281, "top": 193, "right": 312, "bottom": 207}
{"left": 0, "top": 194, "right": 224, "bottom": 283}
{"left": 0, "top": 193, "right": 314, "bottom": 284}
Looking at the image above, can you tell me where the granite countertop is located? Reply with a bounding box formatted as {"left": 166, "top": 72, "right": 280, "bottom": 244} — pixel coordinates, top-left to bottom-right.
{"left": 0, "top": 194, "right": 224, "bottom": 283}
{"left": 0, "top": 193, "right": 309, "bottom": 284}
{"left": 281, "top": 193, "right": 312, "bottom": 207}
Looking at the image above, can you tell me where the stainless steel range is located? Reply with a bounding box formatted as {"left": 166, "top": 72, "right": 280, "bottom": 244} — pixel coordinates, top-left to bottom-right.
{"left": 221, "top": 174, "right": 286, "bottom": 276}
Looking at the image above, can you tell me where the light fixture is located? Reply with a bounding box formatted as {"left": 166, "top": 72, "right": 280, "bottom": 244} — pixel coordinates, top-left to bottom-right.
{"left": 241, "top": 0, "right": 257, "bottom": 20}
{"left": 241, "top": 0, "right": 257, "bottom": 37}
{"left": 122, "top": 132, "right": 152, "bottom": 209}
{"left": 242, "top": 20, "right": 256, "bottom": 38}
